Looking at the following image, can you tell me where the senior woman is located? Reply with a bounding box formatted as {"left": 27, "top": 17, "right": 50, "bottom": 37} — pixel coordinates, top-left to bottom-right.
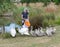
{"left": 21, "top": 8, "right": 29, "bottom": 25}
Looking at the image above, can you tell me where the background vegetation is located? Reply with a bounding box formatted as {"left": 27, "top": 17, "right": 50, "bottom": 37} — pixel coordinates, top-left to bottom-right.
{"left": 0, "top": 0, "right": 60, "bottom": 37}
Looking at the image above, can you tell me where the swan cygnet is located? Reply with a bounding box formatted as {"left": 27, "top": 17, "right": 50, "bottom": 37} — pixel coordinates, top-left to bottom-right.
{"left": 40, "top": 27, "right": 46, "bottom": 36}
{"left": 34, "top": 27, "right": 45, "bottom": 37}
{"left": 34, "top": 28, "right": 42, "bottom": 37}
{"left": 30, "top": 26, "right": 36, "bottom": 37}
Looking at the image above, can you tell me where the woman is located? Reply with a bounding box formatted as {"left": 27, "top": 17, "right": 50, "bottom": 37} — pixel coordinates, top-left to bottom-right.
{"left": 21, "top": 8, "right": 29, "bottom": 25}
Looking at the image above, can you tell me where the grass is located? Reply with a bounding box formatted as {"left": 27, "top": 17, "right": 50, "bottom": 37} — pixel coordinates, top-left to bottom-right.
{"left": 0, "top": 26, "right": 60, "bottom": 47}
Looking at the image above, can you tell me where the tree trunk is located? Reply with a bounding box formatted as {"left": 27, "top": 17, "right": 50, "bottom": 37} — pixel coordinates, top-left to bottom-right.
{"left": 26, "top": 3, "right": 29, "bottom": 7}
{"left": 21, "top": 3, "right": 23, "bottom": 6}
{"left": 2, "top": 25, "right": 5, "bottom": 34}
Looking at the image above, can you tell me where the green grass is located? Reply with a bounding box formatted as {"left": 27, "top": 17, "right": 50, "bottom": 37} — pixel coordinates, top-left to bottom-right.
{"left": 0, "top": 26, "right": 60, "bottom": 47}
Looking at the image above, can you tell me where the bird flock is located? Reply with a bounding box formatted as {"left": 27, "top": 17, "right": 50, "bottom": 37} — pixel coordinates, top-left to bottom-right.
{"left": 10, "top": 26, "right": 56, "bottom": 37}
{"left": 30, "top": 26, "right": 56, "bottom": 37}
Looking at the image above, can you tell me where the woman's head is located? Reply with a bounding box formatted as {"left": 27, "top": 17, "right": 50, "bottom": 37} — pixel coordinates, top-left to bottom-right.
{"left": 24, "top": 8, "right": 29, "bottom": 12}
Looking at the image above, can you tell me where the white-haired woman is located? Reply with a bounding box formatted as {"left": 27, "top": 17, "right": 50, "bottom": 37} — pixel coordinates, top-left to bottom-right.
{"left": 21, "top": 8, "right": 29, "bottom": 25}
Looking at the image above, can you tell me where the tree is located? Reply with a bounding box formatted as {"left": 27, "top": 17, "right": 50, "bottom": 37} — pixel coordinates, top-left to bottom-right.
{"left": 21, "top": 0, "right": 38, "bottom": 6}
{"left": 0, "top": 0, "right": 15, "bottom": 14}
{"left": 0, "top": 0, "right": 15, "bottom": 33}
{"left": 21, "top": 0, "right": 25, "bottom": 5}
{"left": 54, "top": 0, "right": 60, "bottom": 5}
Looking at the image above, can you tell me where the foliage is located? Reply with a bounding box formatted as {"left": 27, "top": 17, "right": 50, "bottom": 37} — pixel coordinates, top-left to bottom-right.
{"left": 0, "top": 0, "right": 16, "bottom": 14}
{"left": 40, "top": 0, "right": 50, "bottom": 6}
{"left": 42, "top": 19, "right": 49, "bottom": 28}
{"left": 1, "top": 33, "right": 11, "bottom": 38}
{"left": 55, "top": 17, "right": 60, "bottom": 25}
{"left": 13, "top": 6, "right": 24, "bottom": 25}
{"left": 0, "top": 0, "right": 16, "bottom": 26}
{"left": 45, "top": 13, "right": 55, "bottom": 20}
{"left": 0, "top": 0, "right": 16, "bottom": 32}
{"left": 0, "top": 18, "right": 11, "bottom": 26}
{"left": 30, "top": 15, "right": 45, "bottom": 29}
{"left": 54, "top": 0, "right": 60, "bottom": 5}
{"left": 29, "top": 8, "right": 55, "bottom": 29}
{"left": 21, "top": 0, "right": 37, "bottom": 3}
{"left": 20, "top": 0, "right": 60, "bottom": 6}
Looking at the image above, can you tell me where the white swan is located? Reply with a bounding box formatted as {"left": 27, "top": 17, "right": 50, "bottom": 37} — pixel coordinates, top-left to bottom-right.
{"left": 52, "top": 27, "right": 56, "bottom": 34}
{"left": 46, "top": 27, "right": 52, "bottom": 36}
{"left": 49, "top": 26, "right": 56, "bottom": 34}
{"left": 18, "top": 26, "right": 30, "bottom": 35}
{"left": 10, "top": 28, "right": 16, "bottom": 37}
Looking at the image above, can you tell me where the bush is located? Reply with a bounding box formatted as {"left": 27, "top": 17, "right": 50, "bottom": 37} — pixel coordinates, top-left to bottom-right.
{"left": 45, "top": 13, "right": 55, "bottom": 20}
{"left": 30, "top": 15, "right": 45, "bottom": 30}
{"left": 42, "top": 19, "right": 49, "bottom": 28}
{"left": 13, "top": 6, "right": 24, "bottom": 25}
{"left": 55, "top": 17, "right": 60, "bottom": 25}
{"left": 30, "top": 10, "right": 55, "bottom": 29}
{"left": 54, "top": 0, "right": 60, "bottom": 5}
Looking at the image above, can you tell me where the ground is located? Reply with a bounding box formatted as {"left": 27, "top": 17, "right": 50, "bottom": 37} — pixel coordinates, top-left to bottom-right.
{"left": 0, "top": 26, "right": 60, "bottom": 47}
